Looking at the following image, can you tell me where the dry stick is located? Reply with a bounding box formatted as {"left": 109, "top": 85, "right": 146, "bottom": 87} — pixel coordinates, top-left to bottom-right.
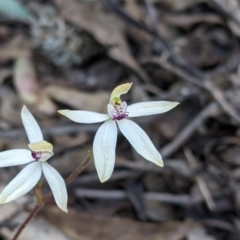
{"left": 12, "top": 152, "right": 92, "bottom": 240}
{"left": 145, "top": 58, "right": 240, "bottom": 124}
{"left": 184, "top": 148, "right": 216, "bottom": 211}
{"left": 0, "top": 124, "right": 99, "bottom": 139}
{"left": 74, "top": 188, "right": 231, "bottom": 207}
{"left": 75, "top": 188, "right": 189, "bottom": 206}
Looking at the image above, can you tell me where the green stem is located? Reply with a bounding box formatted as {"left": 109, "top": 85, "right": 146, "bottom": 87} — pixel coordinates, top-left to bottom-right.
{"left": 12, "top": 152, "right": 92, "bottom": 240}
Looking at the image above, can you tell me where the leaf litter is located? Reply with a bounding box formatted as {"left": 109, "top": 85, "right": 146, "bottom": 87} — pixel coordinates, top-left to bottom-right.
{"left": 1, "top": 0, "right": 240, "bottom": 239}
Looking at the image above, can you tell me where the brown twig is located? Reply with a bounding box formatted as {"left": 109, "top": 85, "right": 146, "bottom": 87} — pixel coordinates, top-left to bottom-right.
{"left": 74, "top": 187, "right": 231, "bottom": 207}
{"left": 184, "top": 148, "right": 216, "bottom": 211}
{"left": 161, "top": 101, "right": 219, "bottom": 158}
{"left": 12, "top": 152, "right": 92, "bottom": 240}
{"left": 0, "top": 124, "right": 99, "bottom": 139}
{"left": 75, "top": 188, "right": 189, "bottom": 206}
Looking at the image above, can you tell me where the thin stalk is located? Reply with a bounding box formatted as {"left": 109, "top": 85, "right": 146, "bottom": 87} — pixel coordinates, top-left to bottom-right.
{"left": 35, "top": 177, "right": 43, "bottom": 205}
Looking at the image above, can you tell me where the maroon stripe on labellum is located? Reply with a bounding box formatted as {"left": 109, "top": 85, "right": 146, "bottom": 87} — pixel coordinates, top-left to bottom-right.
{"left": 112, "top": 102, "right": 128, "bottom": 121}
{"left": 31, "top": 151, "right": 41, "bottom": 162}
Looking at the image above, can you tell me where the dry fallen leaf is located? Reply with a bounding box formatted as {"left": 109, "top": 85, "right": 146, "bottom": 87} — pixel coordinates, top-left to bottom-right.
{"left": 45, "top": 84, "right": 109, "bottom": 112}
{"left": 42, "top": 207, "right": 200, "bottom": 240}
{"left": 13, "top": 51, "right": 57, "bottom": 115}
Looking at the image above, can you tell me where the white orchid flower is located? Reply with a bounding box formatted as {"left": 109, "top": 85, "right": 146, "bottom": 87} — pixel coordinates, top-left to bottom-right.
{"left": 58, "top": 83, "right": 179, "bottom": 183}
{"left": 0, "top": 106, "right": 68, "bottom": 212}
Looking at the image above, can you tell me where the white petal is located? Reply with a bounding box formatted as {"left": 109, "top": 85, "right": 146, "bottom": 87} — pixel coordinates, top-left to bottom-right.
{"left": 0, "top": 149, "right": 34, "bottom": 167}
{"left": 93, "top": 120, "right": 117, "bottom": 183}
{"left": 42, "top": 162, "right": 68, "bottom": 212}
{"left": 21, "top": 105, "right": 43, "bottom": 143}
{"left": 58, "top": 110, "right": 110, "bottom": 124}
{"left": 117, "top": 119, "right": 163, "bottom": 167}
{"left": 128, "top": 101, "right": 179, "bottom": 118}
{"left": 0, "top": 162, "right": 42, "bottom": 203}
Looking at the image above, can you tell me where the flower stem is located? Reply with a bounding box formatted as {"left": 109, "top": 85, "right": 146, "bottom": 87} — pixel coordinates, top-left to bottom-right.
{"left": 12, "top": 152, "right": 92, "bottom": 240}
{"left": 35, "top": 177, "right": 43, "bottom": 205}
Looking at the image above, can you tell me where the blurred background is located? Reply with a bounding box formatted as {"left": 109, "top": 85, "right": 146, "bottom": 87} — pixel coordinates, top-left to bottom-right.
{"left": 1, "top": 0, "right": 240, "bottom": 239}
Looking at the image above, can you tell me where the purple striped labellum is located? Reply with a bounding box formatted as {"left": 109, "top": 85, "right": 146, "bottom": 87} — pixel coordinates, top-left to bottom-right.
{"left": 28, "top": 141, "right": 53, "bottom": 162}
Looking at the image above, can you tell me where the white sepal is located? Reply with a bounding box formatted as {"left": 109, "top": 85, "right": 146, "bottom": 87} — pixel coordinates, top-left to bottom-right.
{"left": 93, "top": 120, "right": 117, "bottom": 183}
{"left": 128, "top": 101, "right": 179, "bottom": 118}
{"left": 117, "top": 119, "right": 163, "bottom": 167}
{"left": 42, "top": 162, "right": 68, "bottom": 212}
{"left": 21, "top": 105, "right": 43, "bottom": 143}
{"left": 0, "top": 162, "right": 42, "bottom": 203}
{"left": 0, "top": 149, "right": 33, "bottom": 167}
{"left": 58, "top": 110, "right": 110, "bottom": 124}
